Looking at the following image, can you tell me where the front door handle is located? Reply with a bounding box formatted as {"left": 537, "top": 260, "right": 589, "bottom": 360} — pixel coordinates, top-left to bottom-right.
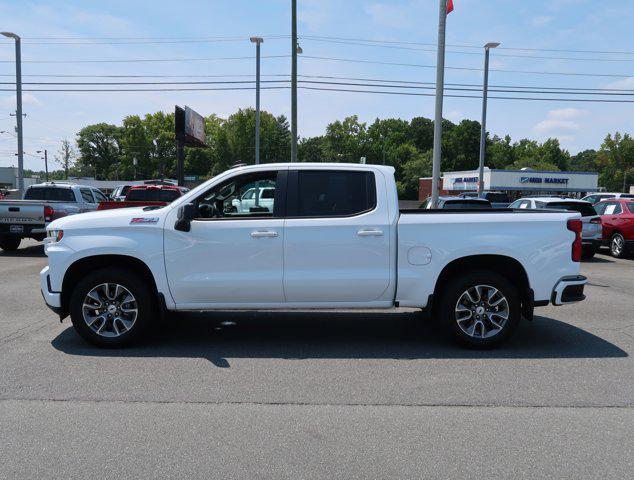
{"left": 250, "top": 230, "right": 278, "bottom": 238}
{"left": 357, "top": 229, "right": 384, "bottom": 237}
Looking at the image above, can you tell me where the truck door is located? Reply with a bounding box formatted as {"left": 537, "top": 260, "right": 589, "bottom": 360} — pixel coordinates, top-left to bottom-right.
{"left": 283, "top": 169, "right": 392, "bottom": 303}
{"left": 164, "top": 169, "right": 287, "bottom": 307}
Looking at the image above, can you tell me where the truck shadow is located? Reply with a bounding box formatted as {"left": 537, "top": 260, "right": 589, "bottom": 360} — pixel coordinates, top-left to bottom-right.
{"left": 51, "top": 310, "right": 628, "bottom": 367}
{"left": 0, "top": 244, "right": 45, "bottom": 257}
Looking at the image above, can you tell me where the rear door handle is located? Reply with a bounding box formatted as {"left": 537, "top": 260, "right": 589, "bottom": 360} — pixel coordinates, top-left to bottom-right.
{"left": 250, "top": 230, "right": 278, "bottom": 238}
{"left": 357, "top": 229, "right": 384, "bottom": 237}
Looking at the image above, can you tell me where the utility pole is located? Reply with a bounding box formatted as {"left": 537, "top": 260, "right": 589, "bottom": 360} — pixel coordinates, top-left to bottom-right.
{"left": 430, "top": 1, "right": 447, "bottom": 208}
{"left": 291, "top": 0, "right": 298, "bottom": 162}
{"left": 2, "top": 32, "right": 24, "bottom": 196}
{"left": 133, "top": 157, "right": 138, "bottom": 181}
{"left": 250, "top": 37, "right": 264, "bottom": 165}
{"left": 36, "top": 149, "right": 48, "bottom": 181}
{"left": 477, "top": 42, "right": 500, "bottom": 197}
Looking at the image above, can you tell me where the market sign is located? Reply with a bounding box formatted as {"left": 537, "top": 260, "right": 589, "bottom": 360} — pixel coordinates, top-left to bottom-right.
{"left": 521, "top": 176, "right": 569, "bottom": 185}
{"left": 175, "top": 105, "right": 206, "bottom": 147}
{"left": 453, "top": 176, "right": 478, "bottom": 183}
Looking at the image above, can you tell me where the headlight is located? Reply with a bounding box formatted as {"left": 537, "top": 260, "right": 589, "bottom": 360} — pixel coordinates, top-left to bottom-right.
{"left": 47, "top": 229, "right": 64, "bottom": 242}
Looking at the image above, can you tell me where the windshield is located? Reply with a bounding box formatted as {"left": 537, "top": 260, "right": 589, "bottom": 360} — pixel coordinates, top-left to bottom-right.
{"left": 548, "top": 202, "right": 597, "bottom": 217}
{"left": 24, "top": 187, "right": 75, "bottom": 202}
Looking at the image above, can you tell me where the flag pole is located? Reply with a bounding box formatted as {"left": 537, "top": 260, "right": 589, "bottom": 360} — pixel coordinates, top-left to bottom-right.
{"left": 431, "top": 0, "right": 448, "bottom": 208}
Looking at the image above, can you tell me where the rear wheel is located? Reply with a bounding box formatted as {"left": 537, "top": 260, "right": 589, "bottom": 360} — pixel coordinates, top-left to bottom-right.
{"left": 610, "top": 233, "right": 626, "bottom": 258}
{"left": 0, "top": 235, "right": 21, "bottom": 251}
{"left": 69, "top": 268, "right": 155, "bottom": 348}
{"left": 438, "top": 271, "right": 521, "bottom": 349}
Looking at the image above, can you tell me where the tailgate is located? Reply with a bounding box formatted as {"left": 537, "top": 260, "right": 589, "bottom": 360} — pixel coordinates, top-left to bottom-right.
{"left": 0, "top": 202, "right": 45, "bottom": 224}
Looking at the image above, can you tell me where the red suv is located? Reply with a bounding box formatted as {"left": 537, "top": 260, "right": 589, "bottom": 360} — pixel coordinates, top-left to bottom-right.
{"left": 595, "top": 198, "right": 634, "bottom": 258}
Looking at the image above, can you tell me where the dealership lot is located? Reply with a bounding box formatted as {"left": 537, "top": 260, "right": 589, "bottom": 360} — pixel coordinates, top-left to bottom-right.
{"left": 1, "top": 240, "right": 633, "bottom": 479}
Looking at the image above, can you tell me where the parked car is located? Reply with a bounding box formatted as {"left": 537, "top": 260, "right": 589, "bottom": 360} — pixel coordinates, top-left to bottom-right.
{"left": 581, "top": 192, "right": 634, "bottom": 205}
{"left": 458, "top": 191, "right": 511, "bottom": 208}
{"left": 40, "top": 163, "right": 587, "bottom": 349}
{"left": 231, "top": 186, "right": 275, "bottom": 213}
{"left": 594, "top": 199, "right": 634, "bottom": 258}
{"left": 97, "top": 185, "right": 183, "bottom": 210}
{"left": 0, "top": 182, "right": 107, "bottom": 251}
{"left": 110, "top": 184, "right": 133, "bottom": 202}
{"left": 421, "top": 196, "right": 492, "bottom": 209}
{"left": 508, "top": 197, "right": 601, "bottom": 259}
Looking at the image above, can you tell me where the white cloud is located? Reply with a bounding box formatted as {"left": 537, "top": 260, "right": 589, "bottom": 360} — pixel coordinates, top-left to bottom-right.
{"left": 534, "top": 108, "right": 587, "bottom": 136}
{"left": 530, "top": 15, "right": 554, "bottom": 27}
{"left": 1, "top": 93, "right": 41, "bottom": 108}
{"left": 603, "top": 77, "right": 634, "bottom": 90}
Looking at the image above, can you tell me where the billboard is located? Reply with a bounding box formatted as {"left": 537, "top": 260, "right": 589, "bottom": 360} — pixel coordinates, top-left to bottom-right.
{"left": 175, "top": 105, "right": 206, "bottom": 147}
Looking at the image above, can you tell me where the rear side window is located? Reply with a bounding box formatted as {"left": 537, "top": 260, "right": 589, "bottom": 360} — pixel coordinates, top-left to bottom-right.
{"left": 293, "top": 170, "right": 376, "bottom": 217}
{"left": 24, "top": 187, "right": 75, "bottom": 202}
{"left": 80, "top": 188, "right": 95, "bottom": 203}
{"left": 548, "top": 202, "right": 597, "bottom": 217}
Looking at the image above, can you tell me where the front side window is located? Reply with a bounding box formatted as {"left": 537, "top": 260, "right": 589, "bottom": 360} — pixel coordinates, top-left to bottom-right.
{"left": 195, "top": 171, "right": 278, "bottom": 219}
{"left": 80, "top": 188, "right": 95, "bottom": 203}
{"left": 93, "top": 190, "right": 107, "bottom": 202}
{"left": 293, "top": 170, "right": 376, "bottom": 217}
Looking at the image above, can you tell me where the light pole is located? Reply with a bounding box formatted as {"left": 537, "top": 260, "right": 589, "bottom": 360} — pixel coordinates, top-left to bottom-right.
{"left": 291, "top": 0, "right": 298, "bottom": 162}
{"left": 36, "top": 149, "right": 48, "bottom": 181}
{"left": 430, "top": 0, "right": 447, "bottom": 209}
{"left": 250, "top": 37, "right": 264, "bottom": 165}
{"left": 477, "top": 42, "right": 500, "bottom": 197}
{"left": 2, "top": 32, "right": 24, "bottom": 196}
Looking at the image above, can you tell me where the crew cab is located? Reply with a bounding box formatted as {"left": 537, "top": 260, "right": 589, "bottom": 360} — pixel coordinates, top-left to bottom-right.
{"left": 508, "top": 197, "right": 601, "bottom": 259}
{"left": 40, "top": 163, "right": 587, "bottom": 349}
{"left": 97, "top": 185, "right": 182, "bottom": 210}
{"left": 0, "top": 182, "right": 107, "bottom": 251}
{"left": 594, "top": 198, "right": 634, "bottom": 258}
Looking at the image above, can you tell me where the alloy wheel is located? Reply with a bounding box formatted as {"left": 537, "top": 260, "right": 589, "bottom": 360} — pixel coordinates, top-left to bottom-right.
{"left": 82, "top": 283, "right": 138, "bottom": 338}
{"left": 611, "top": 235, "right": 624, "bottom": 257}
{"left": 454, "top": 284, "right": 510, "bottom": 339}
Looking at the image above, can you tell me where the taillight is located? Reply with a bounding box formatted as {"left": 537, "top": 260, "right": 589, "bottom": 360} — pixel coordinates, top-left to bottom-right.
{"left": 567, "top": 219, "right": 582, "bottom": 262}
{"left": 44, "top": 205, "right": 54, "bottom": 222}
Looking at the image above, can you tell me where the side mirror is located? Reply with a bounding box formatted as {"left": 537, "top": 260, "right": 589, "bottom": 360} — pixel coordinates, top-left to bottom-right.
{"left": 175, "top": 203, "right": 196, "bottom": 232}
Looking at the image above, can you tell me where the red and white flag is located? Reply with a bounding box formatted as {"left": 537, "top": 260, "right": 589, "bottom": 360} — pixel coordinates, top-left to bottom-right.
{"left": 447, "top": 0, "right": 454, "bottom": 14}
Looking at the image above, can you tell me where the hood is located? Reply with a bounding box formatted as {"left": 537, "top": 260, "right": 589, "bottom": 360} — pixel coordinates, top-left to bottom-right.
{"left": 48, "top": 205, "right": 169, "bottom": 230}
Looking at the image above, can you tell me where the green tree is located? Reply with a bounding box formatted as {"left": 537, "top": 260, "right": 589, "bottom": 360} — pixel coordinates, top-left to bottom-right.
{"left": 393, "top": 144, "right": 431, "bottom": 199}
{"left": 76, "top": 123, "right": 122, "bottom": 179}
{"left": 323, "top": 115, "right": 368, "bottom": 163}
{"left": 569, "top": 149, "right": 597, "bottom": 172}
{"left": 596, "top": 132, "right": 634, "bottom": 192}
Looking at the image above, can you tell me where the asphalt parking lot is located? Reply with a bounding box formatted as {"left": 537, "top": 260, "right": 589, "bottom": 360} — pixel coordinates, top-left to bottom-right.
{"left": 1, "top": 239, "right": 632, "bottom": 479}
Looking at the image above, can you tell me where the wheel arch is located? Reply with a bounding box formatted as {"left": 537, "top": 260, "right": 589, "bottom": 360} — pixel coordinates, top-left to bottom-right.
{"left": 432, "top": 254, "right": 532, "bottom": 317}
{"left": 61, "top": 254, "right": 160, "bottom": 317}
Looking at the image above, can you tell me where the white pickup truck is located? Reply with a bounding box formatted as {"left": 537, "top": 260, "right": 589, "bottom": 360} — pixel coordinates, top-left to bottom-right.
{"left": 40, "top": 163, "right": 587, "bottom": 348}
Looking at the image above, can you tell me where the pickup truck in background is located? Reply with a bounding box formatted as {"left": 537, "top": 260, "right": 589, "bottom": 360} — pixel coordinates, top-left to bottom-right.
{"left": 97, "top": 185, "right": 183, "bottom": 210}
{"left": 0, "top": 182, "right": 107, "bottom": 251}
{"left": 41, "top": 163, "right": 587, "bottom": 349}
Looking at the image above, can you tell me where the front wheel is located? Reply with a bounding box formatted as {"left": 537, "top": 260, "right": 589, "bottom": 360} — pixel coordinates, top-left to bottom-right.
{"left": 0, "top": 235, "right": 21, "bottom": 251}
{"left": 610, "top": 233, "right": 626, "bottom": 258}
{"left": 438, "top": 271, "right": 521, "bottom": 349}
{"left": 69, "top": 267, "right": 155, "bottom": 348}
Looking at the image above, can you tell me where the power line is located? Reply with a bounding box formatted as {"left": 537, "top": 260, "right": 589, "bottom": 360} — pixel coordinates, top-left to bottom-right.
{"left": 300, "top": 55, "right": 634, "bottom": 78}
{"left": 299, "top": 85, "right": 634, "bottom": 103}
{"left": 0, "top": 54, "right": 290, "bottom": 64}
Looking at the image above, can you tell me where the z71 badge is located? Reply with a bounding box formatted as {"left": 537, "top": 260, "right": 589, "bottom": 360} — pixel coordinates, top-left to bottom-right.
{"left": 130, "top": 217, "right": 159, "bottom": 224}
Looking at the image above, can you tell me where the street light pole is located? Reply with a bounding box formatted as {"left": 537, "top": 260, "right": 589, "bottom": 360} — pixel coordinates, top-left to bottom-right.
{"left": 2, "top": 32, "right": 24, "bottom": 196}
{"left": 477, "top": 42, "right": 500, "bottom": 197}
{"left": 250, "top": 37, "right": 264, "bottom": 165}
{"left": 291, "top": 0, "right": 298, "bottom": 162}
{"left": 431, "top": 0, "right": 447, "bottom": 209}
{"left": 36, "top": 149, "right": 48, "bottom": 181}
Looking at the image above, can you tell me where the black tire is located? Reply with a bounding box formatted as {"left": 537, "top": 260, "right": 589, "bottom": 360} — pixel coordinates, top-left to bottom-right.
{"left": 437, "top": 270, "right": 521, "bottom": 349}
{"left": 0, "top": 235, "right": 21, "bottom": 251}
{"left": 581, "top": 246, "right": 597, "bottom": 260}
{"left": 610, "top": 233, "right": 626, "bottom": 258}
{"left": 69, "top": 267, "right": 155, "bottom": 348}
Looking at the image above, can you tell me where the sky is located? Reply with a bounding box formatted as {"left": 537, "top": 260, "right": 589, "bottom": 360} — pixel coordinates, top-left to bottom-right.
{"left": 1, "top": 0, "right": 634, "bottom": 170}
